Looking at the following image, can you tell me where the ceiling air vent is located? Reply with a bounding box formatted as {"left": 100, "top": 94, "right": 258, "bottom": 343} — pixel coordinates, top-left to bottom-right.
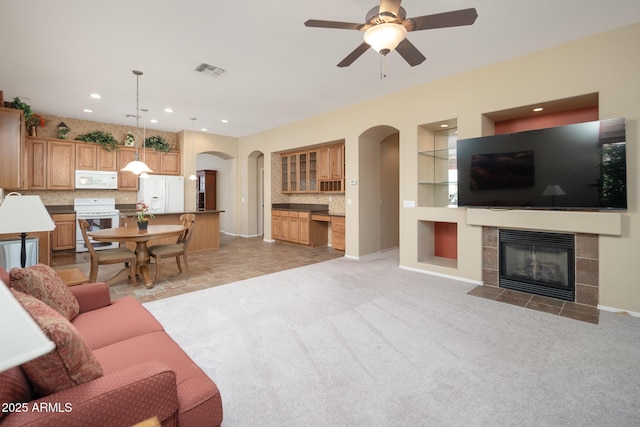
{"left": 194, "top": 63, "right": 226, "bottom": 77}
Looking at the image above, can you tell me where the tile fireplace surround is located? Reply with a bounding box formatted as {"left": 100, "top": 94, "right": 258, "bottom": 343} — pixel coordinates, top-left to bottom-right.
{"left": 478, "top": 226, "right": 599, "bottom": 323}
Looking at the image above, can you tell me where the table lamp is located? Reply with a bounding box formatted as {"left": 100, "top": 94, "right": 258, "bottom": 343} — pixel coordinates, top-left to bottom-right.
{"left": 0, "top": 192, "right": 56, "bottom": 268}
{"left": 0, "top": 279, "right": 55, "bottom": 372}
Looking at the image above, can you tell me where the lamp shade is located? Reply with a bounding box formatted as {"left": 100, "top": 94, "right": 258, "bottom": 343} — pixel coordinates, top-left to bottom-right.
{"left": 364, "top": 23, "right": 407, "bottom": 54}
{"left": 0, "top": 193, "right": 56, "bottom": 234}
{"left": 121, "top": 160, "right": 152, "bottom": 175}
{"left": 0, "top": 279, "right": 55, "bottom": 372}
{"left": 542, "top": 185, "right": 566, "bottom": 196}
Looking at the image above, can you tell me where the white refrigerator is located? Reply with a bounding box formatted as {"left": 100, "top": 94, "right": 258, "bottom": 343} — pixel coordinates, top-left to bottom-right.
{"left": 138, "top": 175, "right": 185, "bottom": 213}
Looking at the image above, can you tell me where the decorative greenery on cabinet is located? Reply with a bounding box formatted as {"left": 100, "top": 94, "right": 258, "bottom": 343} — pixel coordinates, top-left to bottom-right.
{"left": 75, "top": 131, "right": 120, "bottom": 151}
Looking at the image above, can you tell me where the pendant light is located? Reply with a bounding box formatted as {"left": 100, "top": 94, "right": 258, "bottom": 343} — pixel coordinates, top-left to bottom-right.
{"left": 188, "top": 117, "right": 197, "bottom": 181}
{"left": 121, "top": 70, "right": 152, "bottom": 175}
{"left": 139, "top": 108, "right": 150, "bottom": 179}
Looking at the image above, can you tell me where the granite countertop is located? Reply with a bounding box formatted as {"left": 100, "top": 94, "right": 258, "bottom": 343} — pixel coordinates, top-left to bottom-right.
{"left": 46, "top": 205, "right": 75, "bottom": 214}
{"left": 272, "top": 203, "right": 329, "bottom": 212}
{"left": 118, "top": 209, "right": 225, "bottom": 216}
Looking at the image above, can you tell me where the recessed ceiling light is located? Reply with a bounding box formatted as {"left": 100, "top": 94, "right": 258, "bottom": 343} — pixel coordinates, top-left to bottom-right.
{"left": 221, "top": 119, "right": 229, "bottom": 124}
{"left": 533, "top": 107, "right": 544, "bottom": 112}
{"left": 90, "top": 93, "right": 101, "bottom": 99}
{"left": 164, "top": 108, "right": 173, "bottom": 113}
{"left": 440, "top": 124, "right": 449, "bottom": 128}
{"left": 201, "top": 128, "right": 208, "bottom": 132}
{"left": 150, "top": 119, "right": 158, "bottom": 123}
{"left": 83, "top": 109, "right": 93, "bottom": 113}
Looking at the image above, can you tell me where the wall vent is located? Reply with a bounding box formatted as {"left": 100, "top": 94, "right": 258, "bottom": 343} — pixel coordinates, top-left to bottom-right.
{"left": 194, "top": 63, "right": 226, "bottom": 77}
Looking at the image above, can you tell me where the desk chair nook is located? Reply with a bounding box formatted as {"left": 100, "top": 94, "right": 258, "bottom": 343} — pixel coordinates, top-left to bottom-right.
{"left": 148, "top": 214, "right": 195, "bottom": 285}
{"left": 78, "top": 219, "right": 137, "bottom": 285}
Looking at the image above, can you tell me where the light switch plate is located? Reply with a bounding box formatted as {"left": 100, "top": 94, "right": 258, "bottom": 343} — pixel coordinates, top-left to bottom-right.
{"left": 403, "top": 200, "right": 416, "bottom": 208}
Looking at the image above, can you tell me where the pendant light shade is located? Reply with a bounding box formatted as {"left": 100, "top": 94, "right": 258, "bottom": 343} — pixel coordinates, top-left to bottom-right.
{"left": 364, "top": 23, "right": 407, "bottom": 54}
{"left": 121, "top": 70, "right": 152, "bottom": 175}
{"left": 121, "top": 160, "right": 152, "bottom": 175}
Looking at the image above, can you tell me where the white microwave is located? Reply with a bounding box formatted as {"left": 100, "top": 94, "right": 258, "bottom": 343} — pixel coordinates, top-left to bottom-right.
{"left": 75, "top": 170, "right": 118, "bottom": 190}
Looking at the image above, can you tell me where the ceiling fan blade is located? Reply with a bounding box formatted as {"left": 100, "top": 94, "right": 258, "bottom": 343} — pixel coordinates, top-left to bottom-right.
{"left": 337, "top": 42, "right": 371, "bottom": 67}
{"left": 379, "top": 0, "right": 402, "bottom": 19}
{"left": 304, "top": 19, "right": 362, "bottom": 30}
{"left": 408, "top": 8, "right": 478, "bottom": 31}
{"left": 395, "top": 38, "right": 426, "bottom": 66}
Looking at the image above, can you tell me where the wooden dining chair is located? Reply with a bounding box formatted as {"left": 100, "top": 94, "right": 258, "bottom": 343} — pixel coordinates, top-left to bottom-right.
{"left": 78, "top": 219, "right": 137, "bottom": 286}
{"left": 148, "top": 214, "right": 196, "bottom": 285}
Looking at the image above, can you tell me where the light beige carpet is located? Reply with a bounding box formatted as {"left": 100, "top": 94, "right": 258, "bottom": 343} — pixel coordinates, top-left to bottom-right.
{"left": 144, "top": 249, "right": 640, "bottom": 426}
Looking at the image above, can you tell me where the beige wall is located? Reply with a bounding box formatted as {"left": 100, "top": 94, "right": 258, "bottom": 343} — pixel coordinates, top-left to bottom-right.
{"left": 238, "top": 23, "right": 640, "bottom": 314}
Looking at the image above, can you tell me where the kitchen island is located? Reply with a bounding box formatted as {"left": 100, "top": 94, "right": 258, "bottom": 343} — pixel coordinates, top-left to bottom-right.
{"left": 119, "top": 210, "right": 224, "bottom": 252}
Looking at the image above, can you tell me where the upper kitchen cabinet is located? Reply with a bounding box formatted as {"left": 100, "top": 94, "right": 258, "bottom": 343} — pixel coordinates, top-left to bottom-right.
{"left": 0, "top": 107, "right": 27, "bottom": 189}
{"left": 160, "top": 151, "right": 180, "bottom": 175}
{"left": 117, "top": 147, "right": 139, "bottom": 190}
{"left": 76, "top": 142, "right": 117, "bottom": 171}
{"left": 48, "top": 140, "right": 76, "bottom": 190}
{"left": 26, "top": 138, "right": 75, "bottom": 190}
{"left": 140, "top": 148, "right": 180, "bottom": 175}
{"left": 318, "top": 143, "right": 344, "bottom": 192}
{"left": 280, "top": 142, "right": 343, "bottom": 194}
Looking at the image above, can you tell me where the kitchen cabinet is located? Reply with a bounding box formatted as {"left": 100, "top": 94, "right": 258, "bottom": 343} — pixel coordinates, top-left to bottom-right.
{"left": 26, "top": 138, "right": 47, "bottom": 190}
{"left": 282, "top": 142, "right": 344, "bottom": 193}
{"left": 272, "top": 209, "right": 327, "bottom": 247}
{"left": 76, "top": 142, "right": 117, "bottom": 171}
{"left": 160, "top": 151, "right": 180, "bottom": 175}
{"left": 47, "top": 140, "right": 76, "bottom": 190}
{"left": 26, "top": 138, "right": 75, "bottom": 190}
{"left": 196, "top": 169, "right": 217, "bottom": 210}
{"left": 143, "top": 149, "right": 161, "bottom": 172}
{"left": 319, "top": 143, "right": 344, "bottom": 192}
{"left": 51, "top": 213, "right": 76, "bottom": 251}
{"left": 331, "top": 216, "right": 345, "bottom": 251}
{"left": 281, "top": 152, "right": 309, "bottom": 193}
{"left": 0, "top": 107, "right": 26, "bottom": 189}
{"left": 117, "top": 147, "right": 139, "bottom": 190}
{"left": 138, "top": 149, "right": 180, "bottom": 175}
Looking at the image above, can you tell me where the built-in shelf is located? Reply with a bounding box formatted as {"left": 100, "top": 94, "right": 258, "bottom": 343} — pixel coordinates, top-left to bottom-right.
{"left": 417, "top": 124, "right": 458, "bottom": 207}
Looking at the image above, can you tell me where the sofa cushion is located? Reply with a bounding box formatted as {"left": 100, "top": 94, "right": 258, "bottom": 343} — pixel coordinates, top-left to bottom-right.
{"left": 72, "top": 296, "right": 165, "bottom": 350}
{"left": 10, "top": 264, "right": 80, "bottom": 321}
{"left": 11, "top": 289, "right": 103, "bottom": 396}
{"left": 0, "top": 367, "right": 32, "bottom": 422}
{"left": 93, "top": 331, "right": 223, "bottom": 426}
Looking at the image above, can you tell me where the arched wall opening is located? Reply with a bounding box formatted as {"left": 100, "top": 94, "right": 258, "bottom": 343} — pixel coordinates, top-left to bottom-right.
{"left": 357, "top": 125, "right": 400, "bottom": 257}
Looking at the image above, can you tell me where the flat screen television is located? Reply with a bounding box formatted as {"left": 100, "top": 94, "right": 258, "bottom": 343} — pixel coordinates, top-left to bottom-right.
{"left": 456, "top": 117, "right": 627, "bottom": 210}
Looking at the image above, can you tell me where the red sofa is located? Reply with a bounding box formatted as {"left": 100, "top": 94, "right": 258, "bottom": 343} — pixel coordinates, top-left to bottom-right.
{"left": 0, "top": 266, "right": 222, "bottom": 426}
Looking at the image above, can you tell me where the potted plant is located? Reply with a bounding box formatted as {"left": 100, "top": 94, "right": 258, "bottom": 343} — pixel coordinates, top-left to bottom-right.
{"left": 135, "top": 201, "right": 154, "bottom": 230}
{"left": 25, "top": 113, "right": 46, "bottom": 137}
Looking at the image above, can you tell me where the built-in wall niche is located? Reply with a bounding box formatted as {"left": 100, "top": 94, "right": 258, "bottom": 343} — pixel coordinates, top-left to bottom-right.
{"left": 482, "top": 93, "right": 599, "bottom": 135}
{"left": 417, "top": 119, "right": 458, "bottom": 208}
{"left": 417, "top": 220, "right": 458, "bottom": 269}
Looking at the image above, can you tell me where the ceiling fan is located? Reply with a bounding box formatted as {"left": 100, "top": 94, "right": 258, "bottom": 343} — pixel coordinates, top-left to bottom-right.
{"left": 305, "top": 0, "right": 478, "bottom": 67}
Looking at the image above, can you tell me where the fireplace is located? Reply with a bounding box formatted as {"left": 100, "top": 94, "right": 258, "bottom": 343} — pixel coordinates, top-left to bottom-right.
{"left": 499, "top": 229, "right": 575, "bottom": 301}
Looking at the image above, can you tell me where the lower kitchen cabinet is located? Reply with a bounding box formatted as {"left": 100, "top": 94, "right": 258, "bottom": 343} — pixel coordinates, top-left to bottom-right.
{"left": 331, "top": 217, "right": 345, "bottom": 251}
{"left": 272, "top": 210, "right": 327, "bottom": 247}
{"left": 51, "top": 213, "right": 76, "bottom": 251}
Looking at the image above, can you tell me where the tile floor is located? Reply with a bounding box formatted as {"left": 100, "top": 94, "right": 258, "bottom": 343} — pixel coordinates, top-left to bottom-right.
{"left": 467, "top": 285, "right": 600, "bottom": 324}
{"left": 52, "top": 234, "right": 343, "bottom": 304}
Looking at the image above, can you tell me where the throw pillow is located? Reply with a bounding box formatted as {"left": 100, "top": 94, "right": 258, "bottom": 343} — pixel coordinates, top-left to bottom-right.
{"left": 10, "top": 289, "right": 103, "bottom": 396}
{"left": 10, "top": 264, "right": 80, "bottom": 320}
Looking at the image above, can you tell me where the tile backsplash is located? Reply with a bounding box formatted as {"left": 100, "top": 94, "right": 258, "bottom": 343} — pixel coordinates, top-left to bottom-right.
{"left": 18, "top": 190, "right": 137, "bottom": 206}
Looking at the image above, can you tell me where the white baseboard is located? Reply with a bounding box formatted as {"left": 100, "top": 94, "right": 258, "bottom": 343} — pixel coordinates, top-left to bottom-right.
{"left": 399, "top": 265, "right": 484, "bottom": 285}
{"left": 597, "top": 304, "right": 640, "bottom": 318}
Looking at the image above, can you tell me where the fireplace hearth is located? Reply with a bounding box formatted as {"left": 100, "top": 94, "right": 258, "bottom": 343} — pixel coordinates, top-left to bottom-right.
{"left": 499, "top": 229, "right": 575, "bottom": 301}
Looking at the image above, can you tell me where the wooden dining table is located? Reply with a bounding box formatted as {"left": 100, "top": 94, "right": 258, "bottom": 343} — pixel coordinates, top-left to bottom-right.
{"left": 88, "top": 224, "right": 185, "bottom": 289}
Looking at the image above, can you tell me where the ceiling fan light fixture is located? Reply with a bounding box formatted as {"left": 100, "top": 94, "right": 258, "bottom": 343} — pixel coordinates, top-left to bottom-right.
{"left": 364, "top": 23, "right": 407, "bottom": 54}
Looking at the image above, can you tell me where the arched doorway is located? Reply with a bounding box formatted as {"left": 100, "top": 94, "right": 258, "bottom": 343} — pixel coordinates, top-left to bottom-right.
{"left": 358, "top": 126, "right": 400, "bottom": 256}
